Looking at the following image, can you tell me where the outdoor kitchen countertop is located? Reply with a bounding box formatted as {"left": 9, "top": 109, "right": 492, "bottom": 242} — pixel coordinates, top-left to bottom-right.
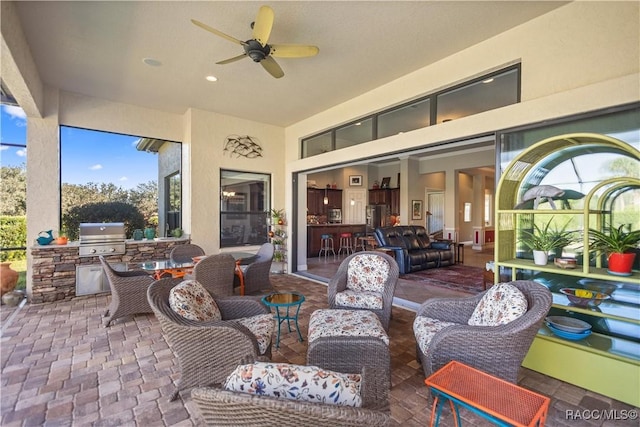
{"left": 30, "top": 236, "right": 189, "bottom": 249}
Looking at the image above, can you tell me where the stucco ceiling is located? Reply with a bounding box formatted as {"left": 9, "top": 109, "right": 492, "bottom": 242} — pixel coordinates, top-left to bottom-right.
{"left": 11, "top": 1, "right": 568, "bottom": 127}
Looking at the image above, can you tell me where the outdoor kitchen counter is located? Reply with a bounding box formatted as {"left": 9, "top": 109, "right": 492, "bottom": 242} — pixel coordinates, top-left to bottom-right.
{"left": 30, "top": 237, "right": 190, "bottom": 303}
{"left": 307, "top": 224, "right": 367, "bottom": 257}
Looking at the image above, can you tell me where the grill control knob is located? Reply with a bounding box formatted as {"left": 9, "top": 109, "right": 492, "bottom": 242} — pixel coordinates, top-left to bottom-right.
{"left": 109, "top": 248, "right": 115, "bottom": 252}
{"left": 90, "top": 248, "right": 96, "bottom": 254}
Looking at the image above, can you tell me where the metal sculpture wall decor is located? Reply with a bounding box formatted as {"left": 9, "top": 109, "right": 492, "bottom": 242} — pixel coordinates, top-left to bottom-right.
{"left": 223, "top": 135, "right": 263, "bottom": 158}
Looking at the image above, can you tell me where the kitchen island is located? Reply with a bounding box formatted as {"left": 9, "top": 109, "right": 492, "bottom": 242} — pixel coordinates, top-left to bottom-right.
{"left": 307, "top": 224, "right": 368, "bottom": 257}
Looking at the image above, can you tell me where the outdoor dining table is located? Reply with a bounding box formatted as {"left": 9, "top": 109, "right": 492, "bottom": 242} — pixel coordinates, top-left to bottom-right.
{"left": 139, "top": 251, "right": 258, "bottom": 295}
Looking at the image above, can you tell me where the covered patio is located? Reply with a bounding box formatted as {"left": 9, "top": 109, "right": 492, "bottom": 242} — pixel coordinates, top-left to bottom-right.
{"left": 1, "top": 274, "right": 636, "bottom": 426}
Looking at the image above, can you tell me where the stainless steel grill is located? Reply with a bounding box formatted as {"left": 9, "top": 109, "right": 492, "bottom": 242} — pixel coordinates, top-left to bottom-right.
{"left": 79, "top": 222, "right": 126, "bottom": 257}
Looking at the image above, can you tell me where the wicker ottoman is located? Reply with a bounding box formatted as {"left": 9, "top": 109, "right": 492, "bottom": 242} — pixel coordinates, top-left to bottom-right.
{"left": 306, "top": 309, "right": 391, "bottom": 379}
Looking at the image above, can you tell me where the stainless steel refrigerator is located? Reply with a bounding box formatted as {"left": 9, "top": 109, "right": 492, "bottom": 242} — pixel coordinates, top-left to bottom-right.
{"left": 366, "top": 205, "right": 389, "bottom": 233}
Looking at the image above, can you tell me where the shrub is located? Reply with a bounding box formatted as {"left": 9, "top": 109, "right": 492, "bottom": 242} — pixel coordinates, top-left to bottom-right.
{"left": 0, "top": 216, "right": 27, "bottom": 261}
{"left": 62, "top": 202, "right": 145, "bottom": 240}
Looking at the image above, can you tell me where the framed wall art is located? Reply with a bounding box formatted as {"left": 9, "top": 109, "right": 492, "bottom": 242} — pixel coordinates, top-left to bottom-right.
{"left": 349, "top": 175, "right": 363, "bottom": 186}
{"left": 412, "top": 200, "right": 423, "bottom": 220}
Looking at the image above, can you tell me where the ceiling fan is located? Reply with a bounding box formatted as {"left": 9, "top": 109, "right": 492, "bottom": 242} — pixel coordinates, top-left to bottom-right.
{"left": 192, "top": 5, "right": 319, "bottom": 79}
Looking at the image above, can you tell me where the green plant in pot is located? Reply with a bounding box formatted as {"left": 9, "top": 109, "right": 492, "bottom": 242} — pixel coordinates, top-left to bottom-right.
{"left": 269, "top": 208, "right": 285, "bottom": 225}
{"left": 589, "top": 224, "right": 640, "bottom": 276}
{"left": 521, "top": 218, "right": 574, "bottom": 265}
{"left": 548, "top": 220, "right": 575, "bottom": 259}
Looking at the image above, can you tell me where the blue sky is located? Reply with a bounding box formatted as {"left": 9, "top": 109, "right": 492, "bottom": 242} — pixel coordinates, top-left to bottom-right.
{"left": 1, "top": 105, "right": 158, "bottom": 189}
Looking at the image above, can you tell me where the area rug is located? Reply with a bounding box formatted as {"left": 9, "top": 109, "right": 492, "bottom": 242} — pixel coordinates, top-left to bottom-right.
{"left": 401, "top": 264, "right": 486, "bottom": 294}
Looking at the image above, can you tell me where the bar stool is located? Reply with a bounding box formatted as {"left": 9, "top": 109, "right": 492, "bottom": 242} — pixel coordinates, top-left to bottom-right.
{"left": 318, "top": 234, "right": 336, "bottom": 260}
{"left": 352, "top": 232, "right": 365, "bottom": 251}
{"left": 338, "top": 232, "right": 354, "bottom": 256}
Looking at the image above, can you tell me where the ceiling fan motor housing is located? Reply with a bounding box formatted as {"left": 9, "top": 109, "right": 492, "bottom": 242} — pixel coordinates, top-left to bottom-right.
{"left": 244, "top": 40, "right": 271, "bottom": 62}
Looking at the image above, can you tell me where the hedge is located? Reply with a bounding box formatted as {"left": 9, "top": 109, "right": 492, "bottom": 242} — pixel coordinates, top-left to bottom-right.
{"left": 0, "top": 216, "right": 27, "bottom": 261}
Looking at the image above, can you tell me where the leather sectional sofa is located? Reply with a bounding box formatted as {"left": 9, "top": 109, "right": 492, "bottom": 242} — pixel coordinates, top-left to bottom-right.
{"left": 374, "top": 226, "right": 455, "bottom": 274}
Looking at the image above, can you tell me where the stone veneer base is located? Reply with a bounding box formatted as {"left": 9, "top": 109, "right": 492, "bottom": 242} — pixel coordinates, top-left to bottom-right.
{"left": 30, "top": 239, "right": 189, "bottom": 303}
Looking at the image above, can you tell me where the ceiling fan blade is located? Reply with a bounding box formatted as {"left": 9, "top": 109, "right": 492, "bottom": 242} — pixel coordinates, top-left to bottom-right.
{"left": 216, "top": 54, "right": 248, "bottom": 65}
{"left": 191, "top": 19, "right": 246, "bottom": 46}
{"left": 261, "top": 56, "right": 284, "bottom": 79}
{"left": 252, "top": 6, "right": 274, "bottom": 47}
{"left": 270, "top": 44, "right": 320, "bottom": 58}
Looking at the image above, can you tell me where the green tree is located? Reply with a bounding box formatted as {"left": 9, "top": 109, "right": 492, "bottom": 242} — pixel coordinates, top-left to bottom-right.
{"left": 1, "top": 164, "right": 27, "bottom": 216}
{"left": 129, "top": 181, "right": 158, "bottom": 222}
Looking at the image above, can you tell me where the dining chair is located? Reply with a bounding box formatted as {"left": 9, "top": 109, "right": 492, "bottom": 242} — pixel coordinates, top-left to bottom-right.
{"left": 192, "top": 253, "right": 236, "bottom": 297}
{"left": 99, "top": 255, "right": 155, "bottom": 326}
{"left": 169, "top": 244, "right": 205, "bottom": 278}
{"left": 234, "top": 243, "right": 274, "bottom": 295}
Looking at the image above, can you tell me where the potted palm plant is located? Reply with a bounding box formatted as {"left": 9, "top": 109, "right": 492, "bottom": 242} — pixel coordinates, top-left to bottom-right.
{"left": 589, "top": 224, "right": 640, "bottom": 276}
{"left": 521, "top": 219, "right": 574, "bottom": 265}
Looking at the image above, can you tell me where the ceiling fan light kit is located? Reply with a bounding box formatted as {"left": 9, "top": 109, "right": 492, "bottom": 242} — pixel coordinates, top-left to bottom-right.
{"left": 192, "top": 5, "right": 319, "bottom": 78}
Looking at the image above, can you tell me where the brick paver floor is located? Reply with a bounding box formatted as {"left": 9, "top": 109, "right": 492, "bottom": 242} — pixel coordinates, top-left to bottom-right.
{"left": 1, "top": 274, "right": 637, "bottom": 426}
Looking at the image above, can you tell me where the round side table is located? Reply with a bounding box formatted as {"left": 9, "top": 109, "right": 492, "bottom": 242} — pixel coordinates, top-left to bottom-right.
{"left": 261, "top": 292, "right": 305, "bottom": 348}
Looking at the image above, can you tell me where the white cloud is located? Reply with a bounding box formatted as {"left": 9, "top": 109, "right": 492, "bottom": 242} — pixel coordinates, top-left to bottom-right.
{"left": 119, "top": 176, "right": 128, "bottom": 182}
{"left": 16, "top": 149, "right": 26, "bottom": 157}
{"left": 3, "top": 105, "right": 26, "bottom": 120}
{"left": 89, "top": 164, "right": 103, "bottom": 170}
{"left": 0, "top": 146, "right": 7, "bottom": 151}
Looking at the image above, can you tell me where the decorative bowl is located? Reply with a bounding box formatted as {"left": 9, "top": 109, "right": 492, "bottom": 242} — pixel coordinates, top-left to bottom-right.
{"left": 577, "top": 279, "right": 619, "bottom": 296}
{"left": 545, "top": 316, "right": 591, "bottom": 333}
{"left": 554, "top": 257, "right": 577, "bottom": 269}
{"left": 560, "top": 288, "right": 610, "bottom": 307}
{"left": 546, "top": 323, "right": 592, "bottom": 341}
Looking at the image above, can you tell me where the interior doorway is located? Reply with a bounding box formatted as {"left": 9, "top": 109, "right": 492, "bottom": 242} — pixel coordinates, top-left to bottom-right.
{"left": 426, "top": 192, "right": 444, "bottom": 236}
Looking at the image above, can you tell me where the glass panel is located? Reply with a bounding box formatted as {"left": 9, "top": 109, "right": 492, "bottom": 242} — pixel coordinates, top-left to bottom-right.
{"left": 378, "top": 98, "right": 431, "bottom": 138}
{"left": 499, "top": 106, "right": 640, "bottom": 174}
{"left": 165, "top": 173, "right": 181, "bottom": 235}
{"left": 437, "top": 68, "right": 519, "bottom": 124}
{"left": 60, "top": 126, "right": 180, "bottom": 240}
{"left": 335, "top": 118, "right": 373, "bottom": 149}
{"left": 301, "top": 132, "right": 332, "bottom": 158}
{"left": 220, "top": 169, "right": 270, "bottom": 248}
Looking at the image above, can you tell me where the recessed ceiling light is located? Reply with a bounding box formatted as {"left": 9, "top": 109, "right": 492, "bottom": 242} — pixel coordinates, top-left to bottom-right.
{"left": 482, "top": 78, "right": 494, "bottom": 84}
{"left": 142, "top": 58, "right": 162, "bottom": 67}
{"left": 206, "top": 75, "right": 218, "bottom": 82}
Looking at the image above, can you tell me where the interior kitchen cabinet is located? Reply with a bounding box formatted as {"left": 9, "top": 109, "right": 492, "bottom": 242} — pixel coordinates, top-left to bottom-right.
{"left": 307, "top": 188, "right": 342, "bottom": 215}
{"left": 368, "top": 189, "right": 389, "bottom": 205}
{"left": 390, "top": 188, "right": 400, "bottom": 215}
{"left": 494, "top": 132, "right": 640, "bottom": 406}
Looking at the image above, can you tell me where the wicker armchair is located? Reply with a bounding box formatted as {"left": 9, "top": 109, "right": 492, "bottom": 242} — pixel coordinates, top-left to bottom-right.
{"left": 99, "top": 255, "right": 155, "bottom": 327}
{"left": 147, "top": 278, "right": 273, "bottom": 401}
{"left": 190, "top": 366, "right": 390, "bottom": 426}
{"left": 234, "top": 243, "right": 274, "bottom": 295}
{"left": 327, "top": 251, "right": 399, "bottom": 331}
{"left": 414, "top": 280, "right": 552, "bottom": 383}
{"left": 193, "top": 253, "right": 236, "bottom": 297}
{"left": 170, "top": 243, "right": 205, "bottom": 263}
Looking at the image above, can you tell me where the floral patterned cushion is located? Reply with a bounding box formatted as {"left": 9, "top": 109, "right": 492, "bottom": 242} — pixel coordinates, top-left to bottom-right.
{"left": 334, "top": 289, "right": 383, "bottom": 310}
{"left": 346, "top": 254, "right": 390, "bottom": 293}
{"left": 224, "top": 362, "right": 362, "bottom": 407}
{"left": 468, "top": 283, "right": 528, "bottom": 326}
{"left": 169, "top": 280, "right": 221, "bottom": 321}
{"left": 413, "top": 316, "right": 456, "bottom": 354}
{"left": 308, "top": 309, "right": 389, "bottom": 346}
{"left": 231, "top": 314, "right": 275, "bottom": 355}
